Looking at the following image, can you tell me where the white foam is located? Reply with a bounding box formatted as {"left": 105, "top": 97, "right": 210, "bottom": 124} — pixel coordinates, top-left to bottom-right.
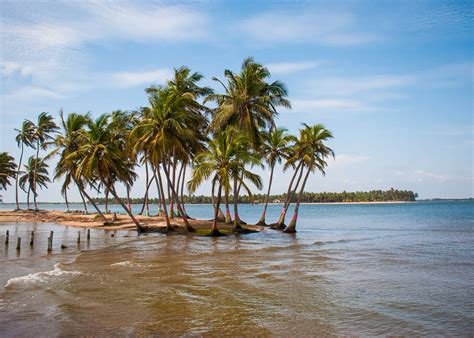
{"left": 5, "top": 263, "right": 81, "bottom": 288}
{"left": 111, "top": 260, "right": 133, "bottom": 267}
{"left": 110, "top": 261, "right": 153, "bottom": 268}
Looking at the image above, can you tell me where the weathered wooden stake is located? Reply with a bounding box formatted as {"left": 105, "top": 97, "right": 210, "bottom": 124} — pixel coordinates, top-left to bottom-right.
{"left": 47, "top": 236, "right": 52, "bottom": 252}
{"left": 77, "top": 231, "right": 81, "bottom": 244}
{"left": 16, "top": 237, "right": 21, "bottom": 250}
{"left": 87, "top": 229, "right": 90, "bottom": 240}
{"left": 5, "top": 230, "right": 9, "bottom": 245}
{"left": 50, "top": 230, "right": 54, "bottom": 241}
{"left": 30, "top": 231, "right": 34, "bottom": 247}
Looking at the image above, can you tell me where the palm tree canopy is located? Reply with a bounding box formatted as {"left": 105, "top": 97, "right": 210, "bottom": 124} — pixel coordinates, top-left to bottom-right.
{"left": 30, "top": 112, "right": 59, "bottom": 149}
{"left": 206, "top": 57, "right": 291, "bottom": 148}
{"left": 19, "top": 156, "right": 50, "bottom": 193}
{"left": 260, "top": 127, "right": 296, "bottom": 168}
{"left": 297, "top": 123, "right": 335, "bottom": 175}
{"left": 0, "top": 152, "right": 17, "bottom": 190}
{"left": 15, "top": 120, "right": 36, "bottom": 148}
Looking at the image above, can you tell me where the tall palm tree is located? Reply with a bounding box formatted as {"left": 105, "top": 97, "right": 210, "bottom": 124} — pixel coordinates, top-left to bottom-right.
{"left": 19, "top": 157, "right": 50, "bottom": 209}
{"left": 70, "top": 114, "right": 142, "bottom": 231}
{"left": 14, "top": 120, "right": 35, "bottom": 210}
{"left": 0, "top": 152, "right": 17, "bottom": 191}
{"left": 29, "top": 112, "right": 58, "bottom": 210}
{"left": 50, "top": 111, "right": 91, "bottom": 213}
{"left": 256, "top": 128, "right": 295, "bottom": 225}
{"left": 206, "top": 57, "right": 291, "bottom": 148}
{"left": 284, "top": 124, "right": 334, "bottom": 233}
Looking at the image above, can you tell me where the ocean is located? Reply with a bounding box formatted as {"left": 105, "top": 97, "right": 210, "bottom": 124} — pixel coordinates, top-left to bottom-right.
{"left": 0, "top": 201, "right": 473, "bottom": 336}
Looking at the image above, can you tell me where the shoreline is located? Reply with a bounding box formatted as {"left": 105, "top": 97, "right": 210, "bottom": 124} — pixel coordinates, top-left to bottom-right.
{"left": 0, "top": 210, "right": 262, "bottom": 235}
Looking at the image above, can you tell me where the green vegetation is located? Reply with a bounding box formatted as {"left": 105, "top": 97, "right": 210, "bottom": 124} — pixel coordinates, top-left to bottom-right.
{"left": 4, "top": 57, "right": 417, "bottom": 234}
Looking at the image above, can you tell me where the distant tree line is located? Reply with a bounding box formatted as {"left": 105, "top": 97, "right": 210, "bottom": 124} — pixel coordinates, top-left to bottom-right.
{"left": 91, "top": 189, "right": 417, "bottom": 205}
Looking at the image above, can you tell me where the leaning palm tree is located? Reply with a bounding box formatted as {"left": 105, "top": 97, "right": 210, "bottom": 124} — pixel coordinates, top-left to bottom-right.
{"left": 256, "top": 128, "right": 295, "bottom": 225}
{"left": 0, "top": 152, "right": 17, "bottom": 191}
{"left": 70, "top": 114, "right": 142, "bottom": 231}
{"left": 14, "top": 120, "right": 35, "bottom": 210}
{"left": 49, "top": 111, "right": 91, "bottom": 213}
{"left": 206, "top": 57, "right": 291, "bottom": 149}
{"left": 29, "top": 112, "right": 58, "bottom": 210}
{"left": 19, "top": 157, "right": 50, "bottom": 209}
{"left": 284, "top": 124, "right": 334, "bottom": 233}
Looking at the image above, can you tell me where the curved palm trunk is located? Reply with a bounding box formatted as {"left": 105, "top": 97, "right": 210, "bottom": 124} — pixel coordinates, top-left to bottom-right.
{"left": 284, "top": 166, "right": 312, "bottom": 233}
{"left": 33, "top": 142, "right": 40, "bottom": 210}
{"left": 154, "top": 165, "right": 172, "bottom": 230}
{"left": 162, "top": 163, "right": 195, "bottom": 232}
{"left": 211, "top": 183, "right": 222, "bottom": 236}
{"left": 211, "top": 179, "right": 225, "bottom": 222}
{"left": 27, "top": 186, "right": 31, "bottom": 210}
{"left": 78, "top": 187, "right": 88, "bottom": 214}
{"left": 109, "top": 184, "right": 143, "bottom": 233}
{"left": 274, "top": 162, "right": 303, "bottom": 228}
{"left": 126, "top": 184, "right": 132, "bottom": 211}
{"left": 180, "top": 163, "right": 188, "bottom": 216}
{"left": 257, "top": 163, "right": 275, "bottom": 226}
{"left": 76, "top": 181, "right": 108, "bottom": 223}
{"left": 167, "top": 160, "right": 174, "bottom": 218}
{"left": 139, "top": 171, "right": 155, "bottom": 216}
{"left": 175, "top": 161, "right": 185, "bottom": 216}
{"left": 64, "top": 188, "right": 70, "bottom": 212}
{"left": 15, "top": 142, "right": 24, "bottom": 210}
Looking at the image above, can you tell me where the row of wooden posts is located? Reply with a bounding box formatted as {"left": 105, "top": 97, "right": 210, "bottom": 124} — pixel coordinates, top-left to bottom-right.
{"left": 4, "top": 229, "right": 91, "bottom": 252}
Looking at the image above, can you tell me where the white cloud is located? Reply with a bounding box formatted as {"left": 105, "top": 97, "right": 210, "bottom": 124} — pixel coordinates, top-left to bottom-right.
{"left": 334, "top": 154, "right": 370, "bottom": 166}
{"left": 3, "top": 85, "right": 64, "bottom": 103}
{"left": 291, "top": 98, "right": 369, "bottom": 112}
{"left": 112, "top": 69, "right": 173, "bottom": 88}
{"left": 240, "top": 11, "right": 377, "bottom": 46}
{"left": 267, "top": 61, "right": 320, "bottom": 75}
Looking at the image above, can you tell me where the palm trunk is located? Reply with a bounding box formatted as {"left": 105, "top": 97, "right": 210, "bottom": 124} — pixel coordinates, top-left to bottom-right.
{"left": 180, "top": 163, "right": 187, "bottom": 214}
{"left": 15, "top": 142, "right": 24, "bottom": 210}
{"left": 211, "top": 183, "right": 222, "bottom": 236}
{"left": 211, "top": 179, "right": 225, "bottom": 222}
{"left": 64, "top": 188, "right": 70, "bottom": 212}
{"left": 154, "top": 164, "right": 172, "bottom": 230}
{"left": 75, "top": 180, "right": 108, "bottom": 223}
{"left": 162, "top": 163, "right": 195, "bottom": 232}
{"left": 27, "top": 186, "right": 31, "bottom": 209}
{"left": 139, "top": 171, "right": 155, "bottom": 216}
{"left": 257, "top": 163, "right": 275, "bottom": 225}
{"left": 105, "top": 188, "right": 109, "bottom": 214}
{"left": 126, "top": 184, "right": 131, "bottom": 211}
{"left": 284, "top": 166, "right": 312, "bottom": 233}
{"left": 167, "top": 159, "right": 174, "bottom": 218}
{"left": 78, "top": 186, "right": 88, "bottom": 214}
{"left": 109, "top": 184, "right": 142, "bottom": 233}
{"left": 274, "top": 162, "right": 303, "bottom": 228}
{"left": 224, "top": 189, "right": 232, "bottom": 224}
{"left": 33, "top": 141, "right": 40, "bottom": 210}
{"left": 233, "top": 177, "right": 242, "bottom": 230}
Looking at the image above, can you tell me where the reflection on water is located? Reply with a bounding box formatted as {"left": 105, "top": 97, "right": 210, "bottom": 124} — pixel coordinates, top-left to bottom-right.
{"left": 0, "top": 201, "right": 473, "bottom": 336}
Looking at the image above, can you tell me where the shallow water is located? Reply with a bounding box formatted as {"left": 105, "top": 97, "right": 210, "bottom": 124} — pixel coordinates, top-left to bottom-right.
{"left": 0, "top": 201, "right": 473, "bottom": 336}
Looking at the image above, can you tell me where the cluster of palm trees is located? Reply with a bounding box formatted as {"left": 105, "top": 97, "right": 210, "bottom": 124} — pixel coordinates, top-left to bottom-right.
{"left": 2, "top": 57, "right": 334, "bottom": 234}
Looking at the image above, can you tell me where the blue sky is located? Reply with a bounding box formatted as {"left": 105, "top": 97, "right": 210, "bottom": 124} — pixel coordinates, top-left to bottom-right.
{"left": 1, "top": 0, "right": 473, "bottom": 202}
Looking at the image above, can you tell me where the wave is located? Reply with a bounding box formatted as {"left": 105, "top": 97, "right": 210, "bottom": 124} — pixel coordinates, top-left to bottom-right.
{"left": 5, "top": 263, "right": 81, "bottom": 288}
{"left": 110, "top": 261, "right": 154, "bottom": 268}
{"left": 313, "top": 239, "right": 353, "bottom": 246}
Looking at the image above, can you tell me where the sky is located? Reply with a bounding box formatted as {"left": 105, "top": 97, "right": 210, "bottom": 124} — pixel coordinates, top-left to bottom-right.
{"left": 0, "top": 0, "right": 473, "bottom": 202}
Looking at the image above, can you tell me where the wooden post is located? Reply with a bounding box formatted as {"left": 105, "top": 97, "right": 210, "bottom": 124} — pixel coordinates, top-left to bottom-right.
{"left": 77, "top": 231, "right": 81, "bottom": 244}
{"left": 47, "top": 236, "right": 52, "bottom": 252}
{"left": 30, "top": 231, "right": 34, "bottom": 247}
{"left": 5, "top": 230, "right": 9, "bottom": 245}
{"left": 50, "top": 230, "right": 54, "bottom": 241}
{"left": 87, "top": 229, "right": 90, "bottom": 240}
{"left": 16, "top": 237, "right": 21, "bottom": 250}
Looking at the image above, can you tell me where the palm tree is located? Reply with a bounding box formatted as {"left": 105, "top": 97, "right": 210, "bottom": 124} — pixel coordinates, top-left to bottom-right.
{"left": 188, "top": 128, "right": 262, "bottom": 234}
{"left": 284, "top": 124, "right": 334, "bottom": 233}
{"left": 0, "top": 152, "right": 17, "bottom": 191}
{"left": 19, "top": 157, "right": 50, "bottom": 209}
{"left": 29, "top": 112, "right": 58, "bottom": 210}
{"left": 70, "top": 114, "right": 142, "bottom": 231}
{"left": 14, "top": 120, "right": 35, "bottom": 210}
{"left": 206, "top": 57, "right": 291, "bottom": 148}
{"left": 50, "top": 111, "right": 91, "bottom": 213}
{"left": 256, "top": 128, "right": 295, "bottom": 225}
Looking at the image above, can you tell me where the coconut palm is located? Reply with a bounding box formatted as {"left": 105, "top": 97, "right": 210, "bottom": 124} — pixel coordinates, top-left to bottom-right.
{"left": 284, "top": 124, "right": 334, "bottom": 233}
{"left": 0, "top": 152, "right": 17, "bottom": 191}
{"left": 14, "top": 120, "right": 35, "bottom": 209}
{"left": 70, "top": 114, "right": 142, "bottom": 231}
{"left": 206, "top": 57, "right": 291, "bottom": 148}
{"left": 256, "top": 128, "right": 295, "bottom": 225}
{"left": 19, "top": 157, "right": 50, "bottom": 209}
{"left": 29, "top": 112, "right": 58, "bottom": 209}
{"left": 50, "top": 111, "right": 92, "bottom": 212}
{"left": 188, "top": 128, "right": 262, "bottom": 234}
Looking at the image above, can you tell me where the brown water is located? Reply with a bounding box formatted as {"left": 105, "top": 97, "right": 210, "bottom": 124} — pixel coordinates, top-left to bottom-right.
{"left": 1, "top": 202, "right": 473, "bottom": 336}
